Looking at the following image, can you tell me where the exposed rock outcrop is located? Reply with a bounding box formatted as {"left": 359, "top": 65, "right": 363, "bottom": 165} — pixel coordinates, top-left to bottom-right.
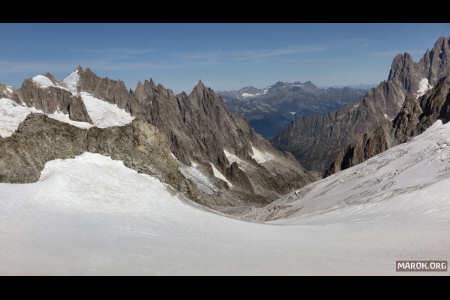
{"left": 0, "top": 113, "right": 202, "bottom": 201}
{"left": 0, "top": 67, "right": 317, "bottom": 213}
{"left": 273, "top": 37, "right": 450, "bottom": 175}
{"left": 12, "top": 76, "right": 92, "bottom": 123}
{"left": 75, "top": 69, "right": 316, "bottom": 200}
{"left": 326, "top": 76, "right": 450, "bottom": 175}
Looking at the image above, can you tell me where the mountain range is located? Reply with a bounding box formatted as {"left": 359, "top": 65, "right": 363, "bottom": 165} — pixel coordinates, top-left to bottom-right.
{"left": 0, "top": 66, "right": 315, "bottom": 216}
{"left": 218, "top": 81, "right": 367, "bottom": 139}
{"left": 1, "top": 36, "right": 450, "bottom": 275}
{"left": 272, "top": 37, "right": 450, "bottom": 176}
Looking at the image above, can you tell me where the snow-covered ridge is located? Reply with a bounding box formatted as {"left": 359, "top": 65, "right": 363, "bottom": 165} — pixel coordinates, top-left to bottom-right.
{"left": 32, "top": 74, "right": 70, "bottom": 92}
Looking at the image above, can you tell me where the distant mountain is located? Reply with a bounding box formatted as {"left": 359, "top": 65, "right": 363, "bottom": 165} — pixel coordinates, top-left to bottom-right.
{"left": 273, "top": 37, "right": 450, "bottom": 175}
{"left": 218, "top": 81, "right": 367, "bottom": 139}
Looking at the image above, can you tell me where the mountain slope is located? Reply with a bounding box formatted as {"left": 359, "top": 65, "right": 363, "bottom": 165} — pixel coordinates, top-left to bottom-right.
{"left": 0, "top": 68, "right": 316, "bottom": 213}
{"left": 327, "top": 74, "right": 450, "bottom": 175}
{"left": 1, "top": 133, "right": 449, "bottom": 274}
{"left": 219, "top": 81, "right": 367, "bottom": 139}
{"left": 273, "top": 37, "right": 450, "bottom": 174}
{"left": 245, "top": 118, "right": 450, "bottom": 223}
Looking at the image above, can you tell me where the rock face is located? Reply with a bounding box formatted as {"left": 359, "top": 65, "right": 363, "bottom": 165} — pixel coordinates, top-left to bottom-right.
{"left": 11, "top": 76, "right": 92, "bottom": 123}
{"left": 74, "top": 69, "right": 316, "bottom": 202}
{"left": 273, "top": 37, "right": 450, "bottom": 175}
{"left": 0, "top": 114, "right": 196, "bottom": 193}
{"left": 0, "top": 67, "right": 316, "bottom": 213}
{"left": 326, "top": 76, "right": 450, "bottom": 175}
{"left": 219, "top": 81, "right": 367, "bottom": 139}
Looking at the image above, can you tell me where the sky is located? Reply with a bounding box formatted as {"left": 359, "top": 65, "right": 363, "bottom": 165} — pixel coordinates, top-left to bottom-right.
{"left": 0, "top": 23, "right": 449, "bottom": 93}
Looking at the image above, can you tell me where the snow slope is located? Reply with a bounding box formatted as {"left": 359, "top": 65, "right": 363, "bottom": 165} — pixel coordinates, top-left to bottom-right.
{"left": 61, "top": 70, "right": 135, "bottom": 128}
{"left": 0, "top": 97, "right": 92, "bottom": 137}
{"left": 245, "top": 120, "right": 450, "bottom": 223}
{"left": 1, "top": 126, "right": 449, "bottom": 275}
{"left": 32, "top": 74, "right": 69, "bottom": 91}
{"left": 79, "top": 92, "right": 134, "bottom": 128}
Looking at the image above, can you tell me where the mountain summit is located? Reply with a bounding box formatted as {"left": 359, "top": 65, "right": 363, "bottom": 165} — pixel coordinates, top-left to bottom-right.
{"left": 273, "top": 36, "right": 450, "bottom": 175}
{"left": 219, "top": 81, "right": 367, "bottom": 139}
{"left": 0, "top": 67, "right": 315, "bottom": 214}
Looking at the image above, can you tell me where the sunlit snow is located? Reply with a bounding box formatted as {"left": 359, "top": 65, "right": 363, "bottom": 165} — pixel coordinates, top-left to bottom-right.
{"left": 0, "top": 145, "right": 449, "bottom": 275}
{"left": 0, "top": 98, "right": 92, "bottom": 137}
{"left": 417, "top": 78, "right": 432, "bottom": 98}
{"left": 79, "top": 92, "right": 134, "bottom": 128}
{"left": 250, "top": 145, "right": 274, "bottom": 164}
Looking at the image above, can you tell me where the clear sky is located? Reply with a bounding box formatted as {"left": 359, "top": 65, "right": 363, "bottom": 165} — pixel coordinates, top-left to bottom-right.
{"left": 0, "top": 23, "right": 449, "bottom": 93}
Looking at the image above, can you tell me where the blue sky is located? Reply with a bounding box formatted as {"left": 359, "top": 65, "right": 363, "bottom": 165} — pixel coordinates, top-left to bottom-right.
{"left": 0, "top": 23, "right": 449, "bottom": 93}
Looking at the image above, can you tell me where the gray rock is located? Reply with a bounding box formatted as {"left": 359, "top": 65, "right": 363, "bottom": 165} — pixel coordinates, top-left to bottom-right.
{"left": 273, "top": 36, "right": 450, "bottom": 175}
{"left": 326, "top": 76, "right": 450, "bottom": 175}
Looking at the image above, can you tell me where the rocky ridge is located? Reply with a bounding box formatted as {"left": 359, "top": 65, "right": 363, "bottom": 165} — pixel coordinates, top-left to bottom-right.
{"left": 219, "top": 81, "right": 367, "bottom": 139}
{"left": 327, "top": 75, "right": 450, "bottom": 175}
{"left": 273, "top": 37, "right": 450, "bottom": 175}
{"left": 0, "top": 68, "right": 316, "bottom": 214}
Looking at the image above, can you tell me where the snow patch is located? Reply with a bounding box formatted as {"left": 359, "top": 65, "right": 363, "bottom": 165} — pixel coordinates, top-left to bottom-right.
{"left": 79, "top": 92, "right": 134, "bottom": 128}
{"left": 224, "top": 149, "right": 244, "bottom": 165}
{"left": 416, "top": 78, "right": 432, "bottom": 99}
{"left": 179, "top": 162, "right": 217, "bottom": 195}
{"left": 32, "top": 74, "right": 69, "bottom": 92}
{"left": 251, "top": 145, "right": 274, "bottom": 164}
{"left": 62, "top": 70, "right": 80, "bottom": 95}
{"left": 241, "top": 92, "right": 261, "bottom": 98}
{"left": 210, "top": 163, "right": 233, "bottom": 187}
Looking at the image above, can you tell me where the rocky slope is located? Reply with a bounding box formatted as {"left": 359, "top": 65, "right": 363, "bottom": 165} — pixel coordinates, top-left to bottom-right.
{"left": 326, "top": 75, "right": 450, "bottom": 175}
{"left": 273, "top": 37, "right": 450, "bottom": 175}
{"left": 0, "top": 68, "right": 316, "bottom": 214}
{"left": 219, "top": 81, "right": 367, "bottom": 139}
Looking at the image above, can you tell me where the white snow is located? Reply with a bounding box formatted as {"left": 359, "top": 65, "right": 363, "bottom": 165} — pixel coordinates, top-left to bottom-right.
{"left": 210, "top": 162, "right": 233, "bottom": 187}
{"left": 0, "top": 98, "right": 92, "bottom": 137}
{"left": 46, "top": 111, "right": 92, "bottom": 129}
{"left": 246, "top": 120, "right": 450, "bottom": 222}
{"left": 250, "top": 145, "right": 274, "bottom": 164}
{"left": 241, "top": 92, "right": 261, "bottom": 98}
{"left": 0, "top": 139, "right": 449, "bottom": 274}
{"left": 179, "top": 162, "right": 217, "bottom": 195}
{"left": 223, "top": 149, "right": 244, "bottom": 165}
{"left": 30, "top": 71, "right": 133, "bottom": 129}
{"left": 79, "top": 92, "right": 134, "bottom": 128}
{"left": 417, "top": 78, "right": 432, "bottom": 99}
{"left": 32, "top": 74, "right": 70, "bottom": 92}
{"left": 62, "top": 70, "right": 80, "bottom": 95}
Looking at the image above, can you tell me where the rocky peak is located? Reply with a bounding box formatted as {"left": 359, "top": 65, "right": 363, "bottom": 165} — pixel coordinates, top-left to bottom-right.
{"left": 420, "top": 36, "right": 450, "bottom": 85}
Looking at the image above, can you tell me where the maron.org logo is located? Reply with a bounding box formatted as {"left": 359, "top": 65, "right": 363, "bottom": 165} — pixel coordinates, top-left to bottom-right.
{"left": 396, "top": 260, "right": 448, "bottom": 272}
